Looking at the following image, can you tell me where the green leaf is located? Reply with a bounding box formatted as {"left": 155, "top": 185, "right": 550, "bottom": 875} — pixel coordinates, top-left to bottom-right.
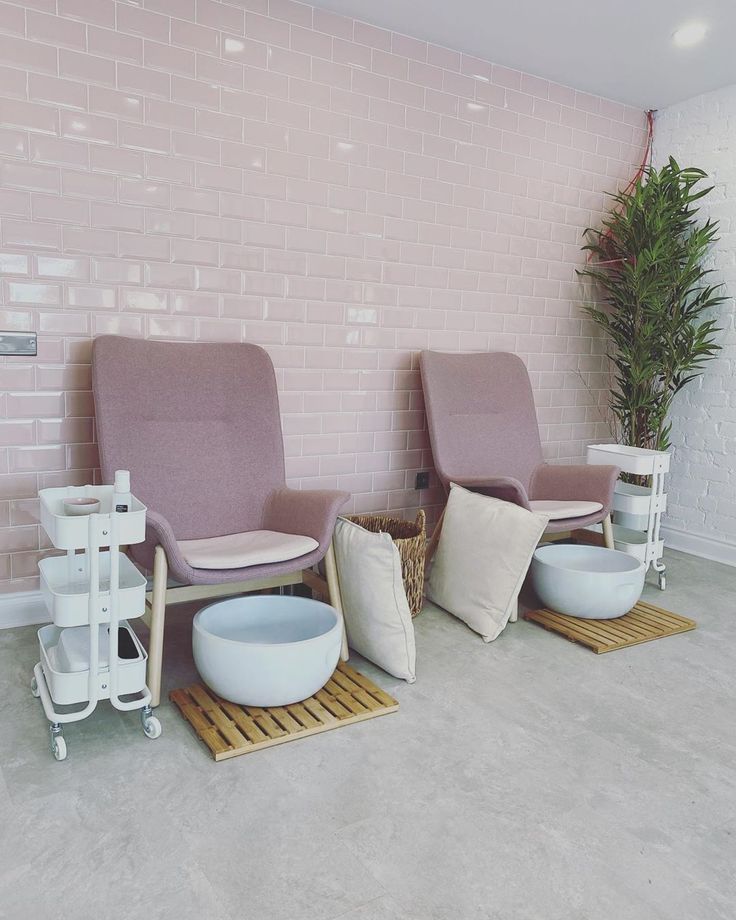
{"left": 578, "top": 159, "right": 723, "bottom": 451}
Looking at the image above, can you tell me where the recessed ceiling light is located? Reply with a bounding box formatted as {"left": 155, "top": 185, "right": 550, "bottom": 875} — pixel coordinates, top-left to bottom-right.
{"left": 672, "top": 21, "right": 708, "bottom": 47}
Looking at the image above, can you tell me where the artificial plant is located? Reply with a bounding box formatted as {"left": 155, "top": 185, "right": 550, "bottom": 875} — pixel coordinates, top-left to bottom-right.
{"left": 579, "top": 157, "right": 724, "bottom": 452}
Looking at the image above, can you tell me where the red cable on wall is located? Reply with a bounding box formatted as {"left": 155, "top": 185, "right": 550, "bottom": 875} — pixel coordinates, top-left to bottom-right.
{"left": 588, "top": 109, "right": 654, "bottom": 265}
{"left": 622, "top": 109, "right": 654, "bottom": 198}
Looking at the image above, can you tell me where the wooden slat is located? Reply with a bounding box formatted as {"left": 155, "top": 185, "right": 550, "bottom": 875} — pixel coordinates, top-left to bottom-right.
{"left": 524, "top": 601, "right": 695, "bottom": 654}
{"left": 288, "top": 702, "right": 321, "bottom": 729}
{"left": 315, "top": 688, "right": 354, "bottom": 719}
{"left": 530, "top": 611, "right": 619, "bottom": 648}
{"left": 638, "top": 600, "right": 680, "bottom": 615}
{"left": 330, "top": 669, "right": 364, "bottom": 694}
{"left": 324, "top": 677, "right": 353, "bottom": 697}
{"left": 632, "top": 607, "right": 669, "bottom": 625}
{"left": 337, "top": 664, "right": 398, "bottom": 707}
{"left": 624, "top": 614, "right": 668, "bottom": 634}
{"left": 584, "top": 617, "right": 651, "bottom": 642}
{"left": 268, "top": 707, "right": 305, "bottom": 734}
{"left": 614, "top": 618, "right": 659, "bottom": 638}
{"left": 337, "top": 662, "right": 370, "bottom": 683}
{"left": 302, "top": 698, "right": 339, "bottom": 724}
{"left": 246, "top": 709, "right": 288, "bottom": 739}
{"left": 629, "top": 606, "right": 687, "bottom": 630}
{"left": 170, "top": 665, "right": 399, "bottom": 761}
{"left": 334, "top": 692, "right": 369, "bottom": 717}
{"left": 201, "top": 729, "right": 232, "bottom": 757}
{"left": 219, "top": 702, "right": 267, "bottom": 743}
{"left": 179, "top": 702, "right": 212, "bottom": 735}
{"left": 535, "top": 610, "right": 617, "bottom": 642}
{"left": 169, "top": 688, "right": 192, "bottom": 709}
{"left": 188, "top": 684, "right": 221, "bottom": 711}
{"left": 352, "top": 688, "right": 383, "bottom": 712}
{"left": 530, "top": 612, "right": 626, "bottom": 652}
{"left": 205, "top": 707, "right": 248, "bottom": 749}
{"left": 529, "top": 614, "right": 612, "bottom": 653}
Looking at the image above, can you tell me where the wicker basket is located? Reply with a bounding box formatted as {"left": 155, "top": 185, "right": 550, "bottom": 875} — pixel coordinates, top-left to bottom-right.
{"left": 345, "top": 510, "right": 426, "bottom": 617}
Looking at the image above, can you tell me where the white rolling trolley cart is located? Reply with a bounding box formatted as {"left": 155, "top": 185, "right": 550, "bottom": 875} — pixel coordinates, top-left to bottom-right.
{"left": 32, "top": 484, "right": 162, "bottom": 761}
{"left": 587, "top": 444, "right": 670, "bottom": 590}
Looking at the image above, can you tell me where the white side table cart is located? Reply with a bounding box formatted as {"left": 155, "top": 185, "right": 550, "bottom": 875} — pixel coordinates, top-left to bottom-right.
{"left": 587, "top": 444, "right": 670, "bottom": 590}
{"left": 32, "top": 485, "right": 162, "bottom": 761}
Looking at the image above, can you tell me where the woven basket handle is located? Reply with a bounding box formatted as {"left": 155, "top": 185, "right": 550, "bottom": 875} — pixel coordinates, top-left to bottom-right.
{"left": 414, "top": 508, "right": 426, "bottom": 531}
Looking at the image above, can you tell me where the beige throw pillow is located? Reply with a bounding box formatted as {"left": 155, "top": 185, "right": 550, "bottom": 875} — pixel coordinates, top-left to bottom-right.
{"left": 333, "top": 516, "right": 416, "bottom": 682}
{"left": 427, "top": 484, "right": 549, "bottom": 641}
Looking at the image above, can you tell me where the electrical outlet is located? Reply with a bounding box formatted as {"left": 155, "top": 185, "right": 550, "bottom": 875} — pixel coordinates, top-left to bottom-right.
{"left": 0, "top": 331, "right": 36, "bottom": 356}
{"left": 415, "top": 471, "right": 430, "bottom": 490}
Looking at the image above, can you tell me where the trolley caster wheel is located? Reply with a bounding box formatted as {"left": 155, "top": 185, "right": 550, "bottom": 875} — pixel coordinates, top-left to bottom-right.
{"left": 52, "top": 736, "right": 67, "bottom": 762}
{"left": 658, "top": 573, "right": 666, "bottom": 591}
{"left": 142, "top": 714, "right": 162, "bottom": 740}
{"left": 31, "top": 676, "right": 40, "bottom": 698}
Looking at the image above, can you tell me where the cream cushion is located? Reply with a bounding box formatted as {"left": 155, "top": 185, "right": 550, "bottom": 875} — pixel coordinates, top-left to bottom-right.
{"left": 333, "top": 516, "right": 416, "bottom": 682}
{"left": 179, "top": 530, "right": 318, "bottom": 570}
{"left": 528, "top": 499, "right": 603, "bottom": 521}
{"left": 427, "top": 484, "right": 549, "bottom": 642}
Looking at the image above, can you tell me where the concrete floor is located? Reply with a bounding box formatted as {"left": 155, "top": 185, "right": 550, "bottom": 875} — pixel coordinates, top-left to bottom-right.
{"left": 0, "top": 548, "right": 734, "bottom": 920}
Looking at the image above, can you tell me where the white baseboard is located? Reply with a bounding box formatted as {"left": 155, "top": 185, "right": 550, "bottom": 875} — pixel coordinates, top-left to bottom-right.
{"left": 0, "top": 591, "right": 49, "bottom": 630}
{"left": 661, "top": 526, "right": 736, "bottom": 568}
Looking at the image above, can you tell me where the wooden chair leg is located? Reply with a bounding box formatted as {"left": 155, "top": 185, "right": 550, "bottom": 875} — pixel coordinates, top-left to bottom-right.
{"left": 324, "top": 539, "right": 349, "bottom": 661}
{"left": 146, "top": 545, "right": 168, "bottom": 708}
{"left": 602, "top": 514, "right": 614, "bottom": 550}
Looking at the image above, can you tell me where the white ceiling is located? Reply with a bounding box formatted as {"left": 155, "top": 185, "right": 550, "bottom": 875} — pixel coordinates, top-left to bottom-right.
{"left": 311, "top": 0, "right": 736, "bottom": 109}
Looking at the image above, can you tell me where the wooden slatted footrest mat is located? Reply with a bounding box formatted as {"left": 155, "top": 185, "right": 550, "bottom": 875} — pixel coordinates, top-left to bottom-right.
{"left": 170, "top": 662, "right": 399, "bottom": 761}
{"left": 524, "top": 601, "right": 696, "bottom": 653}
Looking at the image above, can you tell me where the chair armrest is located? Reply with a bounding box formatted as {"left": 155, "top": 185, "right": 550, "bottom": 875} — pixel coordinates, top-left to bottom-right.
{"left": 449, "top": 476, "right": 531, "bottom": 510}
{"left": 145, "top": 508, "right": 181, "bottom": 562}
{"left": 529, "top": 463, "right": 620, "bottom": 512}
{"left": 263, "top": 488, "right": 350, "bottom": 549}
{"left": 128, "top": 507, "right": 183, "bottom": 577}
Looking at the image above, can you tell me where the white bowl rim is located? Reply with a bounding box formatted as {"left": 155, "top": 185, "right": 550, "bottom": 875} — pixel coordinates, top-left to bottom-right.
{"left": 64, "top": 497, "right": 100, "bottom": 505}
{"left": 193, "top": 595, "right": 341, "bottom": 649}
{"left": 533, "top": 543, "right": 645, "bottom": 575}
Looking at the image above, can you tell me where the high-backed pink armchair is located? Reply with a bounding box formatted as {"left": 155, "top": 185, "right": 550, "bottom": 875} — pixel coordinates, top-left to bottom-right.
{"left": 420, "top": 350, "right": 618, "bottom": 545}
{"left": 93, "top": 336, "right": 349, "bottom": 706}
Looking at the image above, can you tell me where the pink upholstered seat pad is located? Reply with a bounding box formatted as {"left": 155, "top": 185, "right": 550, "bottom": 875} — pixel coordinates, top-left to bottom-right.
{"left": 178, "top": 530, "right": 319, "bottom": 570}
{"left": 529, "top": 500, "right": 603, "bottom": 521}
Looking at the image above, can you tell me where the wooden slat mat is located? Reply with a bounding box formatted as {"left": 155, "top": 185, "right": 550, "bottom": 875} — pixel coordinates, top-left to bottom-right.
{"left": 524, "top": 600, "right": 696, "bottom": 654}
{"left": 170, "top": 662, "right": 399, "bottom": 761}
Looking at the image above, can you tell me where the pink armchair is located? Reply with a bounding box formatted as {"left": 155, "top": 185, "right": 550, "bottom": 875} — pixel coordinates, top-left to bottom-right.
{"left": 93, "top": 336, "right": 349, "bottom": 706}
{"left": 420, "top": 350, "right": 619, "bottom": 545}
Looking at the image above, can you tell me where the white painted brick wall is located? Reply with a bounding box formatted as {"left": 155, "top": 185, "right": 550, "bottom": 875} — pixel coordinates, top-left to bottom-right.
{"left": 653, "top": 86, "right": 736, "bottom": 551}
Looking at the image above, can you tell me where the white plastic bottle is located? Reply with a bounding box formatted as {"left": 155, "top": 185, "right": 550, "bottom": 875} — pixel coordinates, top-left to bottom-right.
{"left": 113, "top": 470, "right": 132, "bottom": 513}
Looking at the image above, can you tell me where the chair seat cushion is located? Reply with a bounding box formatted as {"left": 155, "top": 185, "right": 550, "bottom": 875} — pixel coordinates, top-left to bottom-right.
{"left": 529, "top": 500, "right": 603, "bottom": 521}
{"left": 178, "top": 530, "right": 319, "bottom": 570}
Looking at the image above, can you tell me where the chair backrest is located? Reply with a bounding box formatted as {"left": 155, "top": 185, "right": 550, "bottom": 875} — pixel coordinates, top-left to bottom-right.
{"left": 92, "top": 336, "right": 286, "bottom": 540}
{"left": 420, "top": 351, "right": 543, "bottom": 491}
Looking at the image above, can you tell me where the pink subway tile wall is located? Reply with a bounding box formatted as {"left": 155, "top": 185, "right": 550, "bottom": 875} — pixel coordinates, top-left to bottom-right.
{"left": 0, "top": 0, "right": 647, "bottom": 593}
